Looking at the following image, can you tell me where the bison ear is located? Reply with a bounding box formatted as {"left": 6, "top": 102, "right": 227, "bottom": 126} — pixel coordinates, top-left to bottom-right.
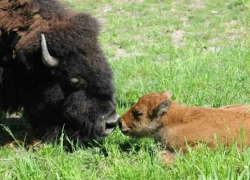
{"left": 153, "top": 100, "right": 171, "bottom": 118}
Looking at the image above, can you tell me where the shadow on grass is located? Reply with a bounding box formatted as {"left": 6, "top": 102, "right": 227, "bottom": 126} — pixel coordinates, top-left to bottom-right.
{"left": 117, "top": 139, "right": 144, "bottom": 153}
{"left": 0, "top": 115, "right": 30, "bottom": 146}
{"left": 0, "top": 114, "right": 156, "bottom": 159}
{"left": 66, "top": 137, "right": 146, "bottom": 157}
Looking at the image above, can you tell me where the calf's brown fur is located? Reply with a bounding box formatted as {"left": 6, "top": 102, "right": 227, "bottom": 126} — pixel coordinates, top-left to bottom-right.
{"left": 118, "top": 91, "right": 250, "bottom": 162}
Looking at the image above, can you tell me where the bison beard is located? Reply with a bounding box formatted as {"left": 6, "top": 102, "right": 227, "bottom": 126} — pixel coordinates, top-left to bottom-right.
{"left": 0, "top": 0, "right": 118, "bottom": 142}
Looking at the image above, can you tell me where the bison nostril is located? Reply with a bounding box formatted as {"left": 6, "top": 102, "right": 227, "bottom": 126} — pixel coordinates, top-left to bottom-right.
{"left": 103, "top": 113, "right": 119, "bottom": 136}
{"left": 105, "top": 121, "right": 117, "bottom": 129}
{"left": 103, "top": 120, "right": 117, "bottom": 136}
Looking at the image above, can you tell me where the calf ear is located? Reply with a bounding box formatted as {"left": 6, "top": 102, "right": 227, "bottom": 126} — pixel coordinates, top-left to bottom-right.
{"left": 153, "top": 100, "right": 171, "bottom": 118}
{"left": 163, "top": 91, "right": 172, "bottom": 99}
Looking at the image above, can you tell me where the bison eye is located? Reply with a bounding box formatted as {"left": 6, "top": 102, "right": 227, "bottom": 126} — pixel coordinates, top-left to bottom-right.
{"left": 70, "top": 77, "right": 80, "bottom": 85}
{"left": 69, "top": 77, "right": 87, "bottom": 89}
{"left": 134, "top": 111, "right": 143, "bottom": 117}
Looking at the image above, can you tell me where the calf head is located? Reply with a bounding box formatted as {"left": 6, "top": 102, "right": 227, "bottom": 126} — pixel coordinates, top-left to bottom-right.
{"left": 118, "top": 91, "right": 172, "bottom": 138}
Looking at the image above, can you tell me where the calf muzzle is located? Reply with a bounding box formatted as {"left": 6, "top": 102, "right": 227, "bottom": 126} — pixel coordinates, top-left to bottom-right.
{"left": 118, "top": 118, "right": 130, "bottom": 135}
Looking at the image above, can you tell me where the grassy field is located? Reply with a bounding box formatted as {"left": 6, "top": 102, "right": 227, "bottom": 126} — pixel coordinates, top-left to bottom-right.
{"left": 1, "top": 0, "right": 250, "bottom": 179}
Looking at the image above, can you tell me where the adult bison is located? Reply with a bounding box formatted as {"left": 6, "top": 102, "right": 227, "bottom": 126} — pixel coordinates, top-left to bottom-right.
{"left": 0, "top": 0, "right": 118, "bottom": 142}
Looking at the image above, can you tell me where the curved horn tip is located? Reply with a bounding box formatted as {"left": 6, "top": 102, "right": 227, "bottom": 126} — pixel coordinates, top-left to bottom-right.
{"left": 41, "top": 33, "right": 59, "bottom": 68}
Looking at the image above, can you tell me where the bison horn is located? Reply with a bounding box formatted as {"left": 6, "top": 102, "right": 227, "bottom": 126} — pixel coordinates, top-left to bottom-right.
{"left": 41, "top": 34, "right": 59, "bottom": 68}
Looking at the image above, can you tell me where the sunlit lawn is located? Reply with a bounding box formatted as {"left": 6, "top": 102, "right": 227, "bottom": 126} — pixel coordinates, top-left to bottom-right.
{"left": 1, "top": 0, "right": 250, "bottom": 179}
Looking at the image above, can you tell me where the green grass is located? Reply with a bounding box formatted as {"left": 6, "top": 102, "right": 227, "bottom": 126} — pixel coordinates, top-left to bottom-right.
{"left": 1, "top": 0, "right": 250, "bottom": 179}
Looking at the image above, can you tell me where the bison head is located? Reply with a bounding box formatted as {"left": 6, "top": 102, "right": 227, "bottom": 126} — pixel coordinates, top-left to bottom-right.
{"left": 14, "top": 30, "right": 118, "bottom": 142}
{"left": 118, "top": 91, "right": 172, "bottom": 138}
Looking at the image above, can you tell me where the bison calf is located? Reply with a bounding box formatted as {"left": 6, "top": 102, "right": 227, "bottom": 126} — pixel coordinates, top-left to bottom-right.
{"left": 118, "top": 91, "right": 250, "bottom": 162}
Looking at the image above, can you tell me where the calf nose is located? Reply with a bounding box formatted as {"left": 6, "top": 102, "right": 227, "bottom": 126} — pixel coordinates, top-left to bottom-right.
{"left": 118, "top": 118, "right": 129, "bottom": 134}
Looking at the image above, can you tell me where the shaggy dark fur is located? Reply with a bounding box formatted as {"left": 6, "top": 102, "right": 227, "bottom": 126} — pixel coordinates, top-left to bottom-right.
{"left": 0, "top": 0, "right": 118, "bottom": 142}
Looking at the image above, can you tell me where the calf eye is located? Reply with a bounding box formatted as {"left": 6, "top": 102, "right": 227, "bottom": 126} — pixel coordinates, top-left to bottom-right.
{"left": 134, "top": 111, "right": 143, "bottom": 117}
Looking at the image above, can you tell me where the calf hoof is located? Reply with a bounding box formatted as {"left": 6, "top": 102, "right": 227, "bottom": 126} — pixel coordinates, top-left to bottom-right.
{"left": 4, "top": 140, "right": 24, "bottom": 148}
{"left": 159, "top": 150, "right": 176, "bottom": 167}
